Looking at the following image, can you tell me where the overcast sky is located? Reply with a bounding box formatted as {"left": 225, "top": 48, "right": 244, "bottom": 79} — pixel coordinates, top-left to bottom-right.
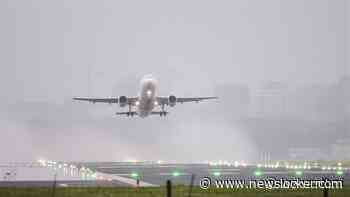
{"left": 0, "top": 0, "right": 348, "bottom": 162}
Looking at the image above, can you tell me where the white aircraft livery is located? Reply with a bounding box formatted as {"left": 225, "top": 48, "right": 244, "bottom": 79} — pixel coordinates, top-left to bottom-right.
{"left": 73, "top": 75, "right": 218, "bottom": 117}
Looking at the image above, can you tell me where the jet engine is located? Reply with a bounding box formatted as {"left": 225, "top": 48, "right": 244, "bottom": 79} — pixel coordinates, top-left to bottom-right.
{"left": 119, "top": 96, "right": 128, "bottom": 107}
{"left": 168, "top": 95, "right": 177, "bottom": 107}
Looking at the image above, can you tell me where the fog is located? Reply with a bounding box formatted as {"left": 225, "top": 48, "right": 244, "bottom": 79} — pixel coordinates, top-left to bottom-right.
{"left": 0, "top": 0, "right": 349, "bottom": 162}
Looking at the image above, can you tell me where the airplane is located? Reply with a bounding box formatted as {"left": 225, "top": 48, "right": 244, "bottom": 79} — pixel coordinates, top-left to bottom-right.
{"left": 73, "top": 75, "right": 218, "bottom": 117}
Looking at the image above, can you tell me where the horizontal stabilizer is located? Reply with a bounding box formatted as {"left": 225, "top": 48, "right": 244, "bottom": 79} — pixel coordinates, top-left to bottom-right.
{"left": 116, "top": 111, "right": 137, "bottom": 116}
{"left": 116, "top": 111, "right": 169, "bottom": 117}
{"left": 151, "top": 111, "right": 169, "bottom": 116}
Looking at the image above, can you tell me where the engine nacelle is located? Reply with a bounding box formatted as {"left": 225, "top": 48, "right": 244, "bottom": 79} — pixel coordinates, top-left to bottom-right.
{"left": 119, "top": 96, "right": 128, "bottom": 107}
{"left": 168, "top": 95, "right": 177, "bottom": 107}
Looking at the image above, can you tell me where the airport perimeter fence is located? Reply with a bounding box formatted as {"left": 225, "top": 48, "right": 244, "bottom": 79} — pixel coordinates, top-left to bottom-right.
{"left": 43, "top": 180, "right": 350, "bottom": 197}
{"left": 0, "top": 175, "right": 348, "bottom": 197}
{"left": 161, "top": 176, "right": 346, "bottom": 197}
{"left": 0, "top": 182, "right": 348, "bottom": 197}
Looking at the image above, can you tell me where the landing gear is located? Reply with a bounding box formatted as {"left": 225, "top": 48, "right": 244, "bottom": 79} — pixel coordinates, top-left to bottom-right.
{"left": 129, "top": 104, "right": 132, "bottom": 117}
{"left": 159, "top": 111, "right": 168, "bottom": 117}
{"left": 160, "top": 104, "right": 167, "bottom": 116}
{"left": 126, "top": 104, "right": 134, "bottom": 117}
{"left": 126, "top": 112, "right": 134, "bottom": 117}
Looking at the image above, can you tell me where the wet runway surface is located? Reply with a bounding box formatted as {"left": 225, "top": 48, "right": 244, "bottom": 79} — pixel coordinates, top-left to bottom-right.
{"left": 1, "top": 163, "right": 349, "bottom": 187}
{"left": 84, "top": 163, "right": 350, "bottom": 186}
{"left": 0, "top": 180, "right": 129, "bottom": 187}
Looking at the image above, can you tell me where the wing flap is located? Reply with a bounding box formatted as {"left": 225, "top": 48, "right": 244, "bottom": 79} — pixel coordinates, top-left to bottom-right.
{"left": 151, "top": 111, "right": 169, "bottom": 115}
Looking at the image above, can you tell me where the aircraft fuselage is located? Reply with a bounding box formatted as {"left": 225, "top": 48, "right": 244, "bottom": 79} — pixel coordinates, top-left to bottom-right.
{"left": 137, "top": 76, "right": 158, "bottom": 117}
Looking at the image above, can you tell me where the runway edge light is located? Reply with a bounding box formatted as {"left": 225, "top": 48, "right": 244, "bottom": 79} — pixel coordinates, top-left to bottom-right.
{"left": 336, "top": 171, "right": 343, "bottom": 176}
{"left": 131, "top": 172, "right": 139, "bottom": 178}
{"left": 254, "top": 170, "right": 263, "bottom": 177}
{"left": 295, "top": 171, "right": 303, "bottom": 176}
{"left": 172, "top": 171, "right": 180, "bottom": 177}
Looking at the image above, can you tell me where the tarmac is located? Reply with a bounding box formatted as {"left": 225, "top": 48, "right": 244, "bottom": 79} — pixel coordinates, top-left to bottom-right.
{"left": 1, "top": 162, "right": 349, "bottom": 187}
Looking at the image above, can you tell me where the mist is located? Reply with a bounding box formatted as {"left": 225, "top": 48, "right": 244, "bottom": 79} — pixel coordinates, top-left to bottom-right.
{"left": 0, "top": 0, "right": 349, "bottom": 162}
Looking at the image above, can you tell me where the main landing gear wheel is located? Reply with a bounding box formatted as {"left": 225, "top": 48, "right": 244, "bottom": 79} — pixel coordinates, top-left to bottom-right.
{"left": 126, "top": 111, "right": 135, "bottom": 117}
{"left": 160, "top": 104, "right": 167, "bottom": 116}
{"left": 127, "top": 104, "right": 133, "bottom": 117}
{"left": 159, "top": 111, "right": 168, "bottom": 117}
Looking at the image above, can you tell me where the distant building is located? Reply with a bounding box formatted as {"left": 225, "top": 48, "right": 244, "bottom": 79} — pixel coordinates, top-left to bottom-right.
{"left": 288, "top": 147, "right": 325, "bottom": 161}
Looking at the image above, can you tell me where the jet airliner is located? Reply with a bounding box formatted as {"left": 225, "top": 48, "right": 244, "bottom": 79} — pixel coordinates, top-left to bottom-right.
{"left": 73, "top": 75, "right": 218, "bottom": 117}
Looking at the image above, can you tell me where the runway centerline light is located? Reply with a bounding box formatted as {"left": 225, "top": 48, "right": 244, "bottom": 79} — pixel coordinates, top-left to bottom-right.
{"left": 295, "top": 171, "right": 303, "bottom": 176}
{"left": 213, "top": 172, "right": 221, "bottom": 177}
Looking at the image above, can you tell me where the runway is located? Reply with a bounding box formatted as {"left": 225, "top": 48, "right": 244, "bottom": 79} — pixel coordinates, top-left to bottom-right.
{"left": 0, "top": 180, "right": 129, "bottom": 187}
{"left": 84, "top": 162, "right": 350, "bottom": 186}
{"left": 1, "top": 162, "right": 349, "bottom": 187}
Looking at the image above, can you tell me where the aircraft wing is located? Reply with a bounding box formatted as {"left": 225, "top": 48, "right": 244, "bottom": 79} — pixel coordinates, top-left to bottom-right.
{"left": 156, "top": 96, "right": 218, "bottom": 105}
{"left": 73, "top": 97, "right": 138, "bottom": 104}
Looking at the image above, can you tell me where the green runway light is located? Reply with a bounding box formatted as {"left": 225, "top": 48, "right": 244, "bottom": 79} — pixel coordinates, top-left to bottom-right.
{"left": 91, "top": 173, "right": 97, "bottom": 178}
{"left": 131, "top": 172, "right": 139, "bottom": 178}
{"left": 254, "top": 170, "right": 262, "bottom": 176}
{"left": 213, "top": 172, "right": 221, "bottom": 176}
{"left": 295, "top": 171, "right": 303, "bottom": 176}
{"left": 172, "top": 171, "right": 180, "bottom": 177}
{"left": 336, "top": 171, "right": 343, "bottom": 176}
